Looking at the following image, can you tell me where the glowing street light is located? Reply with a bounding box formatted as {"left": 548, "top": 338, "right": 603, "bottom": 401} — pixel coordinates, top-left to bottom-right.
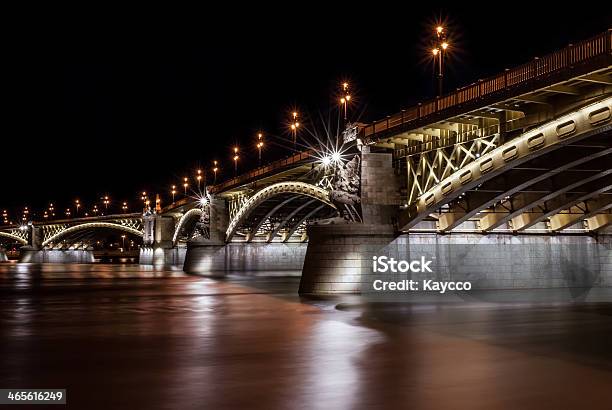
{"left": 75, "top": 199, "right": 80, "bottom": 216}
{"left": 171, "top": 185, "right": 177, "bottom": 203}
{"left": 103, "top": 196, "right": 110, "bottom": 211}
{"left": 213, "top": 160, "right": 219, "bottom": 184}
{"left": 183, "top": 177, "right": 189, "bottom": 195}
{"left": 257, "top": 132, "right": 264, "bottom": 166}
{"left": 121, "top": 234, "right": 126, "bottom": 250}
{"left": 122, "top": 202, "right": 128, "bottom": 213}
{"left": 432, "top": 24, "right": 450, "bottom": 96}
{"left": 340, "top": 82, "right": 351, "bottom": 121}
{"left": 196, "top": 169, "right": 203, "bottom": 190}
{"left": 233, "top": 147, "right": 239, "bottom": 176}
{"left": 290, "top": 111, "right": 300, "bottom": 145}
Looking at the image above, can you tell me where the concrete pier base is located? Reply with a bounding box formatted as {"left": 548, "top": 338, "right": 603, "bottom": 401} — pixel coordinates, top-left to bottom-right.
{"left": 139, "top": 246, "right": 186, "bottom": 266}
{"left": 0, "top": 249, "right": 7, "bottom": 262}
{"left": 299, "top": 224, "right": 396, "bottom": 294}
{"left": 19, "top": 249, "right": 95, "bottom": 263}
{"left": 184, "top": 242, "right": 307, "bottom": 275}
{"left": 299, "top": 224, "right": 612, "bottom": 295}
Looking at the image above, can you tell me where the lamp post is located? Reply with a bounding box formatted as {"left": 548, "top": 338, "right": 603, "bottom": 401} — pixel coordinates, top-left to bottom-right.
{"left": 197, "top": 169, "right": 203, "bottom": 190}
{"left": 103, "top": 196, "right": 110, "bottom": 212}
{"left": 171, "top": 185, "right": 176, "bottom": 203}
{"left": 213, "top": 161, "right": 218, "bottom": 184}
{"left": 257, "top": 133, "right": 264, "bottom": 166}
{"left": 75, "top": 200, "right": 80, "bottom": 216}
{"left": 122, "top": 202, "right": 128, "bottom": 213}
{"left": 340, "top": 82, "right": 351, "bottom": 121}
{"left": 432, "top": 25, "right": 450, "bottom": 96}
{"left": 183, "top": 177, "right": 188, "bottom": 195}
{"left": 290, "top": 111, "right": 299, "bottom": 145}
{"left": 233, "top": 147, "right": 239, "bottom": 176}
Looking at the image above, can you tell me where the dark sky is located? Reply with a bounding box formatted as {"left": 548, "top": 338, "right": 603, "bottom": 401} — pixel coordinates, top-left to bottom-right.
{"left": 3, "top": 5, "right": 610, "bottom": 219}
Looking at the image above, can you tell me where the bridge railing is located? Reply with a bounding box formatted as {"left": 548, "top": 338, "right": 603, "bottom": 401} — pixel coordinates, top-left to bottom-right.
{"left": 210, "top": 150, "right": 314, "bottom": 193}
{"left": 361, "top": 30, "right": 611, "bottom": 141}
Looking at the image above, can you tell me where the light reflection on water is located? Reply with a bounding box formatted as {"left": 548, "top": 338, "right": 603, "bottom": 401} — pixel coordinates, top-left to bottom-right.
{"left": 1, "top": 262, "right": 612, "bottom": 409}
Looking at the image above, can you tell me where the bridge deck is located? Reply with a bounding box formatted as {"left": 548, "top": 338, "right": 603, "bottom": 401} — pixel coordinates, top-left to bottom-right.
{"left": 361, "top": 30, "right": 611, "bottom": 143}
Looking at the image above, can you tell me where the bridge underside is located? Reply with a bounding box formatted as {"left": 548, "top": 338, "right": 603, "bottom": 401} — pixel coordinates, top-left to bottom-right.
{"left": 231, "top": 193, "right": 337, "bottom": 243}
{"left": 43, "top": 226, "right": 143, "bottom": 250}
{"left": 399, "top": 116, "right": 612, "bottom": 234}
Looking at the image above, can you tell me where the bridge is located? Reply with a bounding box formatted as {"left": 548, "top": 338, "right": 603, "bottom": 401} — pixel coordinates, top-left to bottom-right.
{"left": 1, "top": 30, "right": 611, "bottom": 293}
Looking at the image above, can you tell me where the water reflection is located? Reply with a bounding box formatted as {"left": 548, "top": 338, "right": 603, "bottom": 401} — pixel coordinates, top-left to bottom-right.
{"left": 1, "top": 263, "right": 612, "bottom": 409}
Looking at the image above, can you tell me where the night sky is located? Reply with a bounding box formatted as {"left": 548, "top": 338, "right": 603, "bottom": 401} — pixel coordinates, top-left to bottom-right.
{"left": 3, "top": 5, "right": 610, "bottom": 219}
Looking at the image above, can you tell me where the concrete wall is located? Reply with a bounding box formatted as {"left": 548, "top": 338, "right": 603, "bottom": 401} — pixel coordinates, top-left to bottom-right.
{"left": 184, "top": 242, "right": 307, "bottom": 274}
{"left": 20, "top": 249, "right": 95, "bottom": 263}
{"left": 139, "top": 246, "right": 186, "bottom": 266}
{"left": 299, "top": 223, "right": 612, "bottom": 295}
{"left": 300, "top": 223, "right": 396, "bottom": 294}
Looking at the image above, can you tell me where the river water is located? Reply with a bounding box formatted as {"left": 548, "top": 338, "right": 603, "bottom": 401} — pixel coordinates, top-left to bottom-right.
{"left": 1, "top": 263, "right": 612, "bottom": 409}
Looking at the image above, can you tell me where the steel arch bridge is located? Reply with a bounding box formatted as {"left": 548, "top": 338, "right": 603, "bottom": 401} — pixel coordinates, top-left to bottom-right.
{"left": 0, "top": 229, "right": 28, "bottom": 245}
{"left": 397, "top": 97, "right": 612, "bottom": 233}
{"left": 172, "top": 208, "right": 202, "bottom": 244}
{"left": 41, "top": 219, "right": 144, "bottom": 247}
{"left": 224, "top": 182, "right": 338, "bottom": 242}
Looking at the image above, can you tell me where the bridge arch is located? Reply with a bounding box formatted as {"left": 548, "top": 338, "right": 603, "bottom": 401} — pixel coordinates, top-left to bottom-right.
{"left": 0, "top": 231, "right": 28, "bottom": 245}
{"left": 401, "top": 97, "right": 612, "bottom": 231}
{"left": 172, "top": 208, "right": 202, "bottom": 244}
{"left": 42, "top": 222, "right": 143, "bottom": 247}
{"left": 226, "top": 181, "right": 337, "bottom": 242}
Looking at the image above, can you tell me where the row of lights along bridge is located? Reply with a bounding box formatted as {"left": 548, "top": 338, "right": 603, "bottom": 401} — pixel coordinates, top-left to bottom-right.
{"left": 1, "top": 24, "right": 451, "bottom": 224}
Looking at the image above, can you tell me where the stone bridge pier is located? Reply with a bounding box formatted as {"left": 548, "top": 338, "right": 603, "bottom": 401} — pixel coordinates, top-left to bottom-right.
{"left": 300, "top": 149, "right": 402, "bottom": 294}
{"left": 139, "top": 214, "right": 185, "bottom": 266}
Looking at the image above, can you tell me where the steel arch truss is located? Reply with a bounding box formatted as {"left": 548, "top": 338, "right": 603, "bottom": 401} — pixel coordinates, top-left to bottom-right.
{"left": 399, "top": 97, "right": 612, "bottom": 234}
{"left": 406, "top": 131, "right": 499, "bottom": 205}
{"left": 225, "top": 182, "right": 338, "bottom": 242}
{"left": 42, "top": 219, "right": 143, "bottom": 247}
{"left": 172, "top": 208, "right": 202, "bottom": 244}
{"left": 0, "top": 229, "right": 28, "bottom": 245}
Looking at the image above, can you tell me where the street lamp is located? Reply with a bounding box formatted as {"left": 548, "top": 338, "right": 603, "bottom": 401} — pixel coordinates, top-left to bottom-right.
{"left": 432, "top": 25, "right": 450, "bottom": 96}
{"left": 340, "top": 82, "right": 351, "bottom": 121}
{"left": 121, "top": 234, "right": 126, "bottom": 251}
{"left": 213, "top": 161, "right": 219, "bottom": 184}
{"left": 75, "top": 200, "right": 80, "bottom": 216}
{"left": 233, "top": 147, "right": 239, "bottom": 176}
{"left": 257, "top": 132, "right": 264, "bottom": 166}
{"left": 196, "top": 169, "right": 203, "bottom": 190}
{"left": 171, "top": 185, "right": 177, "bottom": 203}
{"left": 290, "top": 111, "right": 300, "bottom": 145}
{"left": 103, "top": 196, "right": 110, "bottom": 212}
{"left": 122, "top": 202, "right": 128, "bottom": 213}
{"left": 183, "top": 177, "right": 189, "bottom": 195}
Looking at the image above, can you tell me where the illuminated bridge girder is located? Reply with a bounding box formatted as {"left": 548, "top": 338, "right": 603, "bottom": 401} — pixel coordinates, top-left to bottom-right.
{"left": 0, "top": 229, "right": 28, "bottom": 245}
{"left": 42, "top": 219, "right": 143, "bottom": 247}
{"left": 225, "top": 182, "right": 337, "bottom": 242}
{"left": 172, "top": 208, "right": 202, "bottom": 244}
{"left": 480, "top": 174, "right": 612, "bottom": 232}
{"left": 399, "top": 97, "right": 612, "bottom": 233}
